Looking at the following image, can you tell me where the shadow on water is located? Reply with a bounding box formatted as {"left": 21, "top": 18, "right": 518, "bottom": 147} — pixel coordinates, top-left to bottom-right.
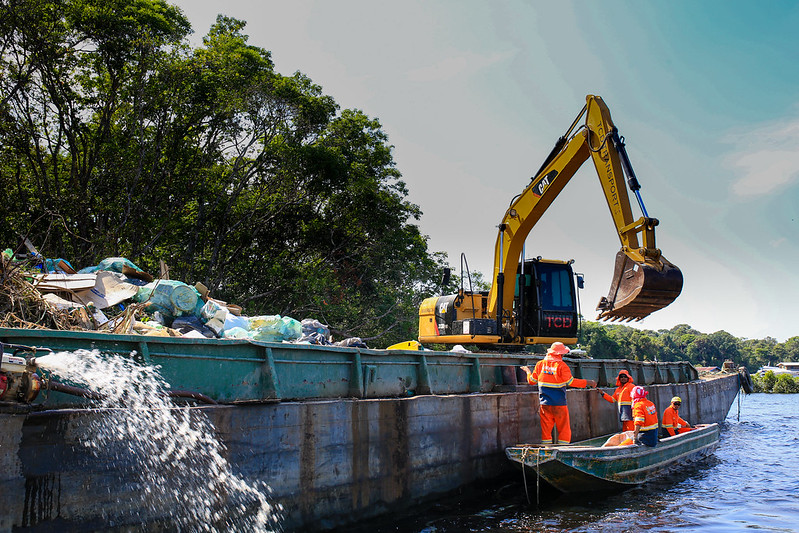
{"left": 331, "top": 456, "right": 722, "bottom": 533}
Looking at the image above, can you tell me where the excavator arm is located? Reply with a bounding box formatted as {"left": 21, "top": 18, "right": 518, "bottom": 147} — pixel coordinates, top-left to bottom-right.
{"left": 487, "top": 94, "right": 682, "bottom": 327}
{"left": 418, "top": 94, "right": 682, "bottom": 348}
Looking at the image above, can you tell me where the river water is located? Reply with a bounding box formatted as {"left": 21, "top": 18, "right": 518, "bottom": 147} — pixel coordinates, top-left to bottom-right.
{"left": 345, "top": 393, "right": 799, "bottom": 533}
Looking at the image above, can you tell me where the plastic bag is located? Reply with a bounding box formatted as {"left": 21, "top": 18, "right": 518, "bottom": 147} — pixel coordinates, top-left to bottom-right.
{"left": 222, "top": 327, "right": 250, "bottom": 339}
{"left": 201, "top": 299, "right": 228, "bottom": 334}
{"left": 279, "top": 316, "right": 302, "bottom": 340}
{"left": 79, "top": 257, "right": 141, "bottom": 274}
{"left": 250, "top": 315, "right": 302, "bottom": 342}
{"left": 334, "top": 337, "right": 368, "bottom": 348}
{"left": 134, "top": 280, "right": 203, "bottom": 320}
{"left": 301, "top": 318, "right": 330, "bottom": 339}
{"left": 223, "top": 312, "right": 248, "bottom": 332}
{"left": 172, "top": 316, "right": 216, "bottom": 339}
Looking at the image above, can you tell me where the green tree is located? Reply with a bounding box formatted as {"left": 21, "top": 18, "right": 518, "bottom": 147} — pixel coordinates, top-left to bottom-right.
{"left": 628, "top": 330, "right": 658, "bottom": 361}
{"left": 578, "top": 320, "right": 624, "bottom": 358}
{"left": 778, "top": 337, "right": 799, "bottom": 362}
{"left": 772, "top": 373, "right": 799, "bottom": 394}
{"left": 740, "top": 337, "right": 777, "bottom": 372}
{"left": 761, "top": 370, "right": 777, "bottom": 392}
{"left": 0, "top": 3, "right": 448, "bottom": 346}
{"left": 0, "top": 0, "right": 190, "bottom": 262}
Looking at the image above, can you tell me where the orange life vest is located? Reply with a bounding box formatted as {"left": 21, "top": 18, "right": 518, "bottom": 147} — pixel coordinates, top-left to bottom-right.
{"left": 529, "top": 353, "right": 588, "bottom": 406}
{"left": 633, "top": 398, "right": 659, "bottom": 431}
{"left": 662, "top": 405, "right": 690, "bottom": 436}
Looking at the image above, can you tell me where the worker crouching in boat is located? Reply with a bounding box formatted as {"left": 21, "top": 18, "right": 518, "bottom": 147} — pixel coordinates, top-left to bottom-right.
{"left": 520, "top": 342, "right": 597, "bottom": 445}
{"left": 662, "top": 396, "right": 693, "bottom": 437}
{"left": 632, "top": 386, "right": 659, "bottom": 447}
{"left": 598, "top": 369, "right": 635, "bottom": 432}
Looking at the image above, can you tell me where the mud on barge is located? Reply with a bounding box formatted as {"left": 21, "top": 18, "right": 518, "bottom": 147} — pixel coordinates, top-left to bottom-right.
{"left": 1, "top": 328, "right": 744, "bottom": 531}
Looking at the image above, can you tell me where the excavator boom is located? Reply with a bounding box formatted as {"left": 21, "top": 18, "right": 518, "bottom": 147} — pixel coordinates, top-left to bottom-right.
{"left": 488, "top": 95, "right": 682, "bottom": 323}
{"left": 418, "top": 95, "right": 682, "bottom": 347}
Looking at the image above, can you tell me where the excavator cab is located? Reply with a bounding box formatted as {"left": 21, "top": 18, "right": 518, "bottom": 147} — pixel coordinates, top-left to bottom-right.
{"left": 597, "top": 250, "right": 683, "bottom": 322}
{"left": 515, "top": 259, "right": 578, "bottom": 340}
{"left": 417, "top": 258, "right": 579, "bottom": 347}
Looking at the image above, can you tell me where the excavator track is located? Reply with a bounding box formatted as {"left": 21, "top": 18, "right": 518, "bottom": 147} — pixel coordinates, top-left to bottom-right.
{"left": 596, "top": 250, "right": 683, "bottom": 322}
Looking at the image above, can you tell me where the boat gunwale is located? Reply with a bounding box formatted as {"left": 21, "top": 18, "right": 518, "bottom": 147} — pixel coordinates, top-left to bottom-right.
{"left": 507, "top": 423, "right": 719, "bottom": 456}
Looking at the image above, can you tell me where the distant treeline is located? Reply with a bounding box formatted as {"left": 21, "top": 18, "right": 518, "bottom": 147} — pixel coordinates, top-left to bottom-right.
{"left": 578, "top": 321, "right": 798, "bottom": 373}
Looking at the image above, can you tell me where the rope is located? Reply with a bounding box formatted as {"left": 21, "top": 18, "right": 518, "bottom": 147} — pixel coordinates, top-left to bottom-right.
{"left": 521, "top": 447, "right": 530, "bottom": 505}
{"left": 536, "top": 449, "right": 541, "bottom": 505}
{"left": 737, "top": 388, "right": 741, "bottom": 421}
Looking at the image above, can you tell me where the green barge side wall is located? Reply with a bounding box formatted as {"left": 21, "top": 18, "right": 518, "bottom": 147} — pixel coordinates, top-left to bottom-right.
{"left": 1, "top": 373, "right": 741, "bottom": 532}
{"left": 1, "top": 328, "right": 699, "bottom": 405}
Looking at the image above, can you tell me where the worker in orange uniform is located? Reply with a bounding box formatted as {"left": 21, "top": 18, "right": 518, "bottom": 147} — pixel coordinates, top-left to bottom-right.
{"left": 598, "top": 370, "right": 636, "bottom": 432}
{"left": 520, "top": 342, "right": 597, "bottom": 445}
{"left": 662, "top": 396, "right": 693, "bottom": 437}
{"left": 631, "top": 386, "right": 659, "bottom": 447}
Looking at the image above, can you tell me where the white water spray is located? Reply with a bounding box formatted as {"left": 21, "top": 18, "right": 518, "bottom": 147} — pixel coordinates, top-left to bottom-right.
{"left": 35, "top": 350, "right": 282, "bottom": 532}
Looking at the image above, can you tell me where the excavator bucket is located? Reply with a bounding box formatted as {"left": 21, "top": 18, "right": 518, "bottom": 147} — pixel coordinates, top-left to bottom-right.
{"left": 596, "top": 250, "right": 683, "bottom": 321}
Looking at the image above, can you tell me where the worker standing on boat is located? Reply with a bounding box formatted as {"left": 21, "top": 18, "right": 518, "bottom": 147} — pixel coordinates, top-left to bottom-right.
{"left": 598, "top": 370, "right": 636, "bottom": 432}
{"left": 631, "top": 386, "right": 659, "bottom": 447}
{"left": 662, "top": 396, "right": 693, "bottom": 436}
{"left": 520, "top": 342, "right": 597, "bottom": 445}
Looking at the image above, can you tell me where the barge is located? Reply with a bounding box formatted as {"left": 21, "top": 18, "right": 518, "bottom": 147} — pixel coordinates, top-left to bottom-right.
{"left": 1, "top": 327, "right": 744, "bottom": 531}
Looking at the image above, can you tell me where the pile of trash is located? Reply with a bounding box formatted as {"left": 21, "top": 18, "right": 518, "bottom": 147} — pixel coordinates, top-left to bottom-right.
{"left": 0, "top": 249, "right": 367, "bottom": 348}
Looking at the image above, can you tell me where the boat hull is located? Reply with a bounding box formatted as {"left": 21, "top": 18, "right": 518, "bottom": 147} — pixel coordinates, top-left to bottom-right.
{"left": 505, "top": 423, "right": 720, "bottom": 493}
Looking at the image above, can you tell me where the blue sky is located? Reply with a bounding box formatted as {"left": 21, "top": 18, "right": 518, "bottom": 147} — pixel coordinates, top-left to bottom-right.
{"left": 172, "top": 0, "right": 799, "bottom": 342}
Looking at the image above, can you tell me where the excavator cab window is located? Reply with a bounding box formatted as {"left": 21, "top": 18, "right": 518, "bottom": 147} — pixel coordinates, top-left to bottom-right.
{"left": 537, "top": 264, "right": 573, "bottom": 311}
{"left": 515, "top": 260, "right": 578, "bottom": 339}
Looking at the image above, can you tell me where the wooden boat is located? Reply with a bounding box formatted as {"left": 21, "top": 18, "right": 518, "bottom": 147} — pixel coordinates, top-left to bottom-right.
{"left": 505, "top": 423, "right": 720, "bottom": 493}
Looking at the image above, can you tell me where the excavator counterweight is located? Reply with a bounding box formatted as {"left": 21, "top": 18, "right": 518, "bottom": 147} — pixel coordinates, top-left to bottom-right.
{"left": 597, "top": 251, "right": 683, "bottom": 322}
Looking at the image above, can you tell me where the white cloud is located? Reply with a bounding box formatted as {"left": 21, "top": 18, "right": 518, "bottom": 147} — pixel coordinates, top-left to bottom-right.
{"left": 727, "top": 116, "right": 799, "bottom": 197}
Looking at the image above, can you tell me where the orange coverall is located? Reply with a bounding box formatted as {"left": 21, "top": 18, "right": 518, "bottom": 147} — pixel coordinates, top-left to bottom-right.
{"left": 528, "top": 354, "right": 588, "bottom": 444}
{"left": 633, "top": 398, "right": 659, "bottom": 447}
{"left": 600, "top": 370, "right": 635, "bottom": 432}
{"left": 662, "top": 405, "right": 692, "bottom": 436}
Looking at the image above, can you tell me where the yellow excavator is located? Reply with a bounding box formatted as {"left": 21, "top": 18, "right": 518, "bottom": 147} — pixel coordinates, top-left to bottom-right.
{"left": 418, "top": 95, "right": 683, "bottom": 348}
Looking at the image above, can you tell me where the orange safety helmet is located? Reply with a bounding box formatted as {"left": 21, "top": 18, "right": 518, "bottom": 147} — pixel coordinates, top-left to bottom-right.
{"left": 547, "top": 342, "right": 570, "bottom": 356}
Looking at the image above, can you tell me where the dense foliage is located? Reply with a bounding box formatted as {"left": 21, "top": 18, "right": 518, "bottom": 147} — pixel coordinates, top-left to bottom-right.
{"left": 578, "top": 320, "right": 799, "bottom": 373}
{"left": 0, "top": 0, "right": 449, "bottom": 346}
{"left": 751, "top": 371, "right": 799, "bottom": 393}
